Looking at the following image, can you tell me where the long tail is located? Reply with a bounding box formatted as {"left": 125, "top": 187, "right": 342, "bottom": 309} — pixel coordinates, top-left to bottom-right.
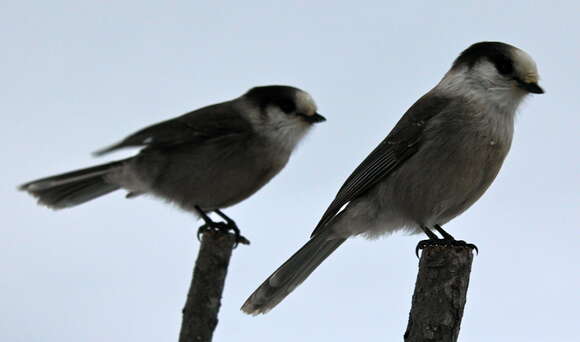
{"left": 19, "top": 159, "right": 129, "bottom": 209}
{"left": 241, "top": 231, "right": 346, "bottom": 315}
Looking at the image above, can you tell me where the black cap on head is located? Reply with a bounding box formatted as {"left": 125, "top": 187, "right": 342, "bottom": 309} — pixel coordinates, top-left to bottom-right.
{"left": 245, "top": 85, "right": 301, "bottom": 109}
{"left": 244, "top": 85, "right": 322, "bottom": 120}
{"left": 451, "top": 41, "right": 544, "bottom": 94}
{"left": 452, "top": 41, "right": 515, "bottom": 74}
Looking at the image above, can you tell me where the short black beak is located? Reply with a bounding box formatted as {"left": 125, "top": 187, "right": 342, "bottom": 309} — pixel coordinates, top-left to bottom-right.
{"left": 303, "top": 112, "right": 326, "bottom": 123}
{"left": 517, "top": 80, "right": 544, "bottom": 94}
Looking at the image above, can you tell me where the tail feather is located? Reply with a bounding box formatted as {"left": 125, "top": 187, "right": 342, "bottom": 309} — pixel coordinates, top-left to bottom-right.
{"left": 241, "top": 232, "right": 346, "bottom": 315}
{"left": 19, "top": 160, "right": 128, "bottom": 209}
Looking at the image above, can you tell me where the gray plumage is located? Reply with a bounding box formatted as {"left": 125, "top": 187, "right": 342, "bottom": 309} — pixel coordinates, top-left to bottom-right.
{"left": 242, "top": 42, "right": 544, "bottom": 315}
{"left": 20, "top": 85, "right": 325, "bottom": 213}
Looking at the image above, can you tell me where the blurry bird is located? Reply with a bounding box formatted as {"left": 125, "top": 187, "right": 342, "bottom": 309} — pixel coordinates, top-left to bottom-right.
{"left": 20, "top": 85, "right": 325, "bottom": 241}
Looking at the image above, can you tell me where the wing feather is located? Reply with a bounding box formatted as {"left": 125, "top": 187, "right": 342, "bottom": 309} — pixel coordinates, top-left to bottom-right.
{"left": 93, "top": 101, "right": 252, "bottom": 156}
{"left": 311, "top": 92, "right": 451, "bottom": 236}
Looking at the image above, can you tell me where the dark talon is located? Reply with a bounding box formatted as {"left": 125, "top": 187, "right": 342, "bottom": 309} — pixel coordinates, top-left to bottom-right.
{"left": 224, "top": 222, "right": 250, "bottom": 248}
{"left": 413, "top": 224, "right": 479, "bottom": 256}
{"left": 415, "top": 240, "right": 432, "bottom": 257}
{"left": 214, "top": 209, "right": 250, "bottom": 247}
{"left": 456, "top": 240, "right": 478, "bottom": 255}
{"left": 197, "top": 226, "right": 204, "bottom": 242}
{"left": 415, "top": 238, "right": 479, "bottom": 257}
{"left": 416, "top": 225, "right": 440, "bottom": 257}
{"left": 197, "top": 224, "right": 212, "bottom": 242}
{"left": 194, "top": 206, "right": 250, "bottom": 247}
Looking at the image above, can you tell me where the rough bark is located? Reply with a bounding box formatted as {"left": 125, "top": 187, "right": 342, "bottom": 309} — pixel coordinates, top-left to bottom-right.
{"left": 404, "top": 246, "right": 474, "bottom": 342}
{"left": 178, "top": 231, "right": 237, "bottom": 342}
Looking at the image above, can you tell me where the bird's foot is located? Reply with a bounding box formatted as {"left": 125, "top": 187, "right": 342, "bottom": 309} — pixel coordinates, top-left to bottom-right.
{"left": 415, "top": 239, "right": 478, "bottom": 257}
{"left": 214, "top": 209, "right": 250, "bottom": 247}
{"left": 195, "top": 207, "right": 250, "bottom": 247}
{"left": 196, "top": 221, "right": 250, "bottom": 247}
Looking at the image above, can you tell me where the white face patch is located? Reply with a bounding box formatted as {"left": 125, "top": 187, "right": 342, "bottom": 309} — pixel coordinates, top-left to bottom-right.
{"left": 439, "top": 59, "right": 528, "bottom": 115}
{"left": 475, "top": 60, "right": 503, "bottom": 83}
{"left": 261, "top": 105, "right": 312, "bottom": 152}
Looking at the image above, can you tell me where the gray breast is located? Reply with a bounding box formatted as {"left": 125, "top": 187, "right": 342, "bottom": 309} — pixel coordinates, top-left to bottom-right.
{"left": 383, "top": 106, "right": 514, "bottom": 227}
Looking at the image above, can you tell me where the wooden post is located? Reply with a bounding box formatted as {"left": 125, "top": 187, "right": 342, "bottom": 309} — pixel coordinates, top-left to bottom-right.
{"left": 404, "top": 246, "right": 474, "bottom": 342}
{"left": 178, "top": 231, "right": 244, "bottom": 342}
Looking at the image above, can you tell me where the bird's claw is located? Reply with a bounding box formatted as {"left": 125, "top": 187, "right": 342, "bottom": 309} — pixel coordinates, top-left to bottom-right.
{"left": 226, "top": 221, "right": 250, "bottom": 247}
{"left": 415, "top": 239, "right": 478, "bottom": 257}
{"left": 196, "top": 221, "right": 250, "bottom": 247}
{"left": 196, "top": 223, "right": 211, "bottom": 242}
{"left": 233, "top": 234, "right": 251, "bottom": 247}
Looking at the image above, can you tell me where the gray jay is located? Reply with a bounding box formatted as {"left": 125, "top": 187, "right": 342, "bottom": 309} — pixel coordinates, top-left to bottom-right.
{"left": 242, "top": 42, "right": 544, "bottom": 314}
{"left": 20, "top": 85, "right": 325, "bottom": 240}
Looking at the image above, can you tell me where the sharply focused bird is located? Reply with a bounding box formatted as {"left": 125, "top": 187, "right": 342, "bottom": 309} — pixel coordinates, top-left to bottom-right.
{"left": 20, "top": 85, "right": 325, "bottom": 240}
{"left": 242, "top": 42, "right": 544, "bottom": 314}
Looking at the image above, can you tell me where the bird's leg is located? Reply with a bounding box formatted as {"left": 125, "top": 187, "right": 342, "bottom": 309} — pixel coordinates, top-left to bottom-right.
{"left": 433, "top": 224, "right": 478, "bottom": 253}
{"left": 433, "top": 224, "right": 455, "bottom": 240}
{"left": 195, "top": 205, "right": 225, "bottom": 241}
{"left": 194, "top": 206, "right": 250, "bottom": 247}
{"left": 214, "top": 209, "right": 250, "bottom": 246}
{"left": 415, "top": 224, "right": 478, "bottom": 257}
{"left": 421, "top": 225, "right": 440, "bottom": 239}
{"left": 415, "top": 226, "right": 440, "bottom": 257}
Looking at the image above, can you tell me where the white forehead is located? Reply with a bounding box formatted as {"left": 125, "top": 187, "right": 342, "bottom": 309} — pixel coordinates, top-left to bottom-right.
{"left": 295, "top": 90, "right": 318, "bottom": 114}
{"left": 512, "top": 48, "right": 539, "bottom": 82}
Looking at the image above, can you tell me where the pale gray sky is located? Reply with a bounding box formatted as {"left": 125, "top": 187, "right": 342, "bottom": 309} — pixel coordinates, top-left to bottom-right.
{"left": 2, "top": 1, "right": 579, "bottom": 341}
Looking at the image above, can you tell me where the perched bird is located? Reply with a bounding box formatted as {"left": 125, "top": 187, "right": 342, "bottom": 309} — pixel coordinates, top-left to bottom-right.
{"left": 20, "top": 85, "right": 325, "bottom": 240}
{"left": 242, "top": 42, "right": 544, "bottom": 314}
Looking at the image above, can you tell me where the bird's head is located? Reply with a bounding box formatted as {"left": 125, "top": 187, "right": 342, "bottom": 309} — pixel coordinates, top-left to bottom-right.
{"left": 442, "top": 42, "right": 543, "bottom": 112}
{"left": 242, "top": 85, "right": 325, "bottom": 150}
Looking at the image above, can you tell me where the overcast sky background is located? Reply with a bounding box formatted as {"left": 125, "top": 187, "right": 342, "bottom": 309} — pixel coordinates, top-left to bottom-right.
{"left": 2, "top": 1, "right": 579, "bottom": 341}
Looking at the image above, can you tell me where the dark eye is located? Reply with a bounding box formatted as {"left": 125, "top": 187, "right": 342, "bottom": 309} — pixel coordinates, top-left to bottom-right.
{"left": 278, "top": 100, "right": 296, "bottom": 113}
{"left": 495, "top": 58, "right": 513, "bottom": 75}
